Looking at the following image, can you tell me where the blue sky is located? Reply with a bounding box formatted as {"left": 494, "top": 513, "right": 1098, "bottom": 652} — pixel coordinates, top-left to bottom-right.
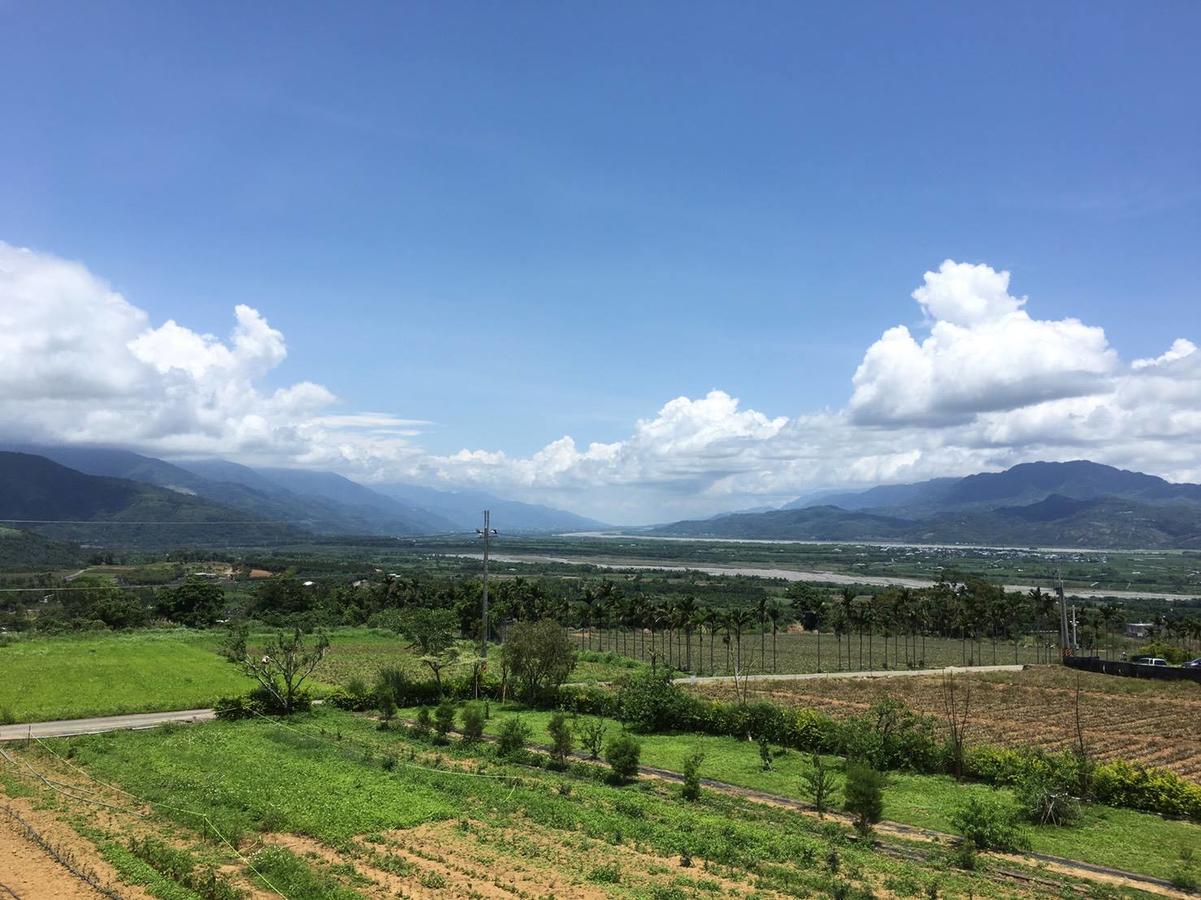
{"left": 1, "top": 2, "right": 1199, "bottom": 522}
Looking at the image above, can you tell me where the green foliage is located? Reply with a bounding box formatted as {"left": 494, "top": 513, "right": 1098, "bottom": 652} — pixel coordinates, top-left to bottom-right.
{"left": 803, "top": 754, "right": 836, "bottom": 816}
{"left": 433, "top": 701, "right": 456, "bottom": 741}
{"left": 681, "top": 751, "right": 704, "bottom": 802}
{"left": 577, "top": 717, "right": 607, "bottom": 759}
{"left": 757, "top": 735, "right": 773, "bottom": 771}
{"left": 1013, "top": 771, "right": 1081, "bottom": 826}
{"left": 376, "top": 684, "right": 397, "bottom": 722}
{"left": 605, "top": 732, "right": 642, "bottom": 784}
{"left": 460, "top": 702, "right": 486, "bottom": 743}
{"left": 1092, "top": 759, "right": 1201, "bottom": 821}
{"left": 587, "top": 861, "right": 622, "bottom": 884}
{"left": 412, "top": 706, "right": 432, "bottom": 739}
{"left": 496, "top": 715, "right": 532, "bottom": 757}
{"left": 950, "top": 796, "right": 1029, "bottom": 852}
{"left": 249, "top": 846, "right": 360, "bottom": 900}
{"left": 156, "top": 576, "right": 225, "bottom": 628}
{"left": 128, "top": 836, "right": 244, "bottom": 900}
{"left": 546, "top": 711, "right": 574, "bottom": 765}
{"left": 615, "top": 668, "right": 691, "bottom": 732}
{"left": 221, "top": 624, "right": 329, "bottom": 713}
{"left": 843, "top": 762, "right": 885, "bottom": 835}
{"left": 502, "top": 618, "right": 576, "bottom": 702}
{"left": 392, "top": 608, "right": 458, "bottom": 656}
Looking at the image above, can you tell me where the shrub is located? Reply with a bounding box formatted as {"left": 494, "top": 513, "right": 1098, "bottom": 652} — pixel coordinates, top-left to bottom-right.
{"left": 843, "top": 762, "right": 886, "bottom": 836}
{"left": 577, "top": 717, "right": 607, "bottom": 759}
{"left": 758, "top": 735, "right": 773, "bottom": 771}
{"left": 547, "top": 712, "right": 574, "bottom": 766}
{"left": 460, "top": 703, "right": 485, "bottom": 743}
{"left": 376, "top": 685, "right": 397, "bottom": 723}
{"left": 433, "top": 701, "right": 456, "bottom": 742}
{"left": 376, "top": 666, "right": 441, "bottom": 707}
{"left": 803, "top": 754, "right": 836, "bottom": 817}
{"left": 950, "top": 795, "right": 1029, "bottom": 852}
{"left": 502, "top": 619, "right": 577, "bottom": 702}
{"left": 605, "top": 732, "right": 642, "bottom": 784}
{"left": 496, "top": 716, "right": 532, "bottom": 758}
{"left": 1013, "top": 772, "right": 1081, "bottom": 826}
{"left": 411, "top": 706, "right": 432, "bottom": 739}
{"left": 615, "top": 669, "right": 695, "bottom": 733}
{"left": 587, "top": 861, "right": 622, "bottom": 884}
{"left": 681, "top": 752, "right": 704, "bottom": 802}
{"left": 214, "top": 686, "right": 311, "bottom": 720}
{"left": 1092, "top": 759, "right": 1201, "bottom": 821}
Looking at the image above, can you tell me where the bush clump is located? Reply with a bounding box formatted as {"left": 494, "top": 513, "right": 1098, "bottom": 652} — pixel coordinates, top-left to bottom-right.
{"left": 605, "top": 732, "right": 642, "bottom": 785}
{"left": 496, "top": 716, "right": 532, "bottom": 758}
{"left": 950, "top": 795, "right": 1029, "bottom": 852}
{"left": 460, "top": 702, "right": 486, "bottom": 743}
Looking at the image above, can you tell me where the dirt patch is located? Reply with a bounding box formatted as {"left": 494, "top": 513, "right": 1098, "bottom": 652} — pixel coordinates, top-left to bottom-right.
{"left": 0, "top": 796, "right": 154, "bottom": 900}
{"left": 701, "top": 666, "right": 1201, "bottom": 781}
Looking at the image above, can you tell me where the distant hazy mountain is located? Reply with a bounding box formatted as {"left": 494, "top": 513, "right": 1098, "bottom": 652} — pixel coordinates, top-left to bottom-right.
{"left": 0, "top": 452, "right": 304, "bottom": 548}
{"left": 653, "top": 461, "right": 1201, "bottom": 549}
{"left": 3, "top": 444, "right": 606, "bottom": 538}
{"left": 375, "top": 483, "right": 609, "bottom": 533}
{"left": 0, "top": 523, "right": 83, "bottom": 569}
{"left": 1, "top": 445, "right": 454, "bottom": 536}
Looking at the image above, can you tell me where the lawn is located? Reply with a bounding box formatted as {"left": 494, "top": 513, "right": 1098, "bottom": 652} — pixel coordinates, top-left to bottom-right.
{"left": 0, "top": 630, "right": 253, "bottom": 722}
{"left": 0, "top": 627, "right": 643, "bottom": 724}
{"left": 412, "top": 702, "right": 1201, "bottom": 882}
{"left": 33, "top": 707, "right": 1093, "bottom": 899}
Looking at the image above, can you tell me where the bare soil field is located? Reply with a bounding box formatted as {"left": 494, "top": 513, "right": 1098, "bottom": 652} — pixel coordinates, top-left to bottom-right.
{"left": 701, "top": 665, "right": 1201, "bottom": 781}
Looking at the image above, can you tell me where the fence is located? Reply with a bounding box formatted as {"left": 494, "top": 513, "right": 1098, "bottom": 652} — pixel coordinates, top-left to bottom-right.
{"left": 1065, "top": 654, "right": 1201, "bottom": 683}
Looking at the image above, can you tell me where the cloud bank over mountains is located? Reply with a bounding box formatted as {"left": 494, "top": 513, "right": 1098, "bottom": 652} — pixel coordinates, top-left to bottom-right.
{"left": 2, "top": 240, "right": 1197, "bottom": 522}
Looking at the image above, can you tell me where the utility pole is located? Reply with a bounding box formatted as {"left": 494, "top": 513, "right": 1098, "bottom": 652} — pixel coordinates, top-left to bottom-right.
{"left": 1056, "top": 570, "right": 1071, "bottom": 660}
{"left": 476, "top": 510, "right": 497, "bottom": 659}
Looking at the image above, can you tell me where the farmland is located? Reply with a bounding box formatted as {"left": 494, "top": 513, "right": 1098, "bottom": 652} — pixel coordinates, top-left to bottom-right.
{"left": 395, "top": 701, "right": 1201, "bottom": 883}
{"left": 0, "top": 627, "right": 642, "bottom": 724}
{"left": 701, "top": 666, "right": 1201, "bottom": 782}
{"left": 2, "top": 706, "right": 1175, "bottom": 899}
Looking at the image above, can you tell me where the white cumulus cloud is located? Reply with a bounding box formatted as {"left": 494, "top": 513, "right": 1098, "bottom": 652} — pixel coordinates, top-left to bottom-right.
{"left": 3, "top": 241, "right": 1199, "bottom": 522}
{"left": 849, "top": 260, "right": 1118, "bottom": 425}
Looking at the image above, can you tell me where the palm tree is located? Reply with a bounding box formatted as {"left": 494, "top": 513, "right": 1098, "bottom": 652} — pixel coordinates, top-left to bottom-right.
{"left": 700, "top": 607, "right": 720, "bottom": 676}
{"left": 726, "top": 607, "right": 757, "bottom": 677}
{"left": 756, "top": 593, "right": 770, "bottom": 674}
{"left": 675, "top": 595, "right": 698, "bottom": 674}
{"left": 766, "top": 601, "right": 784, "bottom": 673}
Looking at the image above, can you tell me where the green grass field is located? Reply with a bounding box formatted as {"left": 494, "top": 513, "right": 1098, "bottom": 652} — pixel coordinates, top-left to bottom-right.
{"left": 0, "top": 630, "right": 253, "bottom": 722}
{"left": 0, "top": 627, "right": 644, "bottom": 723}
{"left": 408, "top": 702, "right": 1201, "bottom": 882}
{"left": 36, "top": 707, "right": 1109, "bottom": 899}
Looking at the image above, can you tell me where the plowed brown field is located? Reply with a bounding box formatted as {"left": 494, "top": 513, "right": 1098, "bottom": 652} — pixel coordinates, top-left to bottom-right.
{"left": 700, "top": 665, "right": 1201, "bottom": 781}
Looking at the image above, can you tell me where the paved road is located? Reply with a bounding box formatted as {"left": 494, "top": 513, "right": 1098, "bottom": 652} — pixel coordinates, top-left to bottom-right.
{"left": 0, "top": 708, "right": 214, "bottom": 742}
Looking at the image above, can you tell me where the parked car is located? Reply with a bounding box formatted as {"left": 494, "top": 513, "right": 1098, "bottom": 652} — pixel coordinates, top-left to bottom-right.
{"left": 1183, "top": 658, "right": 1201, "bottom": 668}
{"left": 1132, "top": 656, "right": 1169, "bottom": 667}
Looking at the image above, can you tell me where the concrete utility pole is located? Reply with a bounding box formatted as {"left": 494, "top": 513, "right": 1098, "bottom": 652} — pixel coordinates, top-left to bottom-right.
{"left": 1056, "top": 570, "right": 1072, "bottom": 659}
{"left": 476, "top": 511, "right": 497, "bottom": 659}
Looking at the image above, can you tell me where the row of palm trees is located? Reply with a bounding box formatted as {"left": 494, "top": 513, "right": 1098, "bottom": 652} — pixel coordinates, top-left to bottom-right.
{"left": 559, "top": 579, "right": 1201, "bottom": 675}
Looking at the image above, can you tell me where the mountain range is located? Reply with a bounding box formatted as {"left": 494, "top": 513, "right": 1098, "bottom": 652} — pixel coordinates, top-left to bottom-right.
{"left": 650, "top": 461, "right": 1201, "bottom": 549}
{"left": 0, "top": 444, "right": 607, "bottom": 550}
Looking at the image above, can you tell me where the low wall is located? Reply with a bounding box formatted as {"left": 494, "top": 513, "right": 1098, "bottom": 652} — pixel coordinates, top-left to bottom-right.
{"left": 1065, "top": 654, "right": 1201, "bottom": 683}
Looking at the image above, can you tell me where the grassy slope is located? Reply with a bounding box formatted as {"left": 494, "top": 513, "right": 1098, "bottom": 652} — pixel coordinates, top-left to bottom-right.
{"left": 420, "top": 703, "right": 1201, "bottom": 882}
{"left": 55, "top": 708, "right": 1043, "bottom": 899}
{"left": 0, "top": 628, "right": 641, "bottom": 723}
{"left": 0, "top": 630, "right": 253, "bottom": 722}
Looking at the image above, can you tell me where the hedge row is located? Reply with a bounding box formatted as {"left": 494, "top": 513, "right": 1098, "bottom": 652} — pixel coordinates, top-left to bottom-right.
{"left": 560, "top": 670, "right": 1201, "bottom": 823}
